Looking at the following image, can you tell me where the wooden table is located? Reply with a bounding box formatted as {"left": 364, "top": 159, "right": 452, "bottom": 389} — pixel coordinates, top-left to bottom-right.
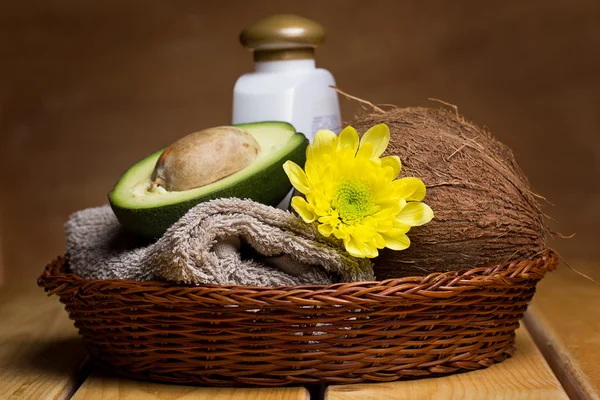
{"left": 525, "top": 260, "right": 600, "bottom": 400}
{"left": 1, "top": 262, "right": 598, "bottom": 400}
{"left": 325, "top": 327, "right": 567, "bottom": 400}
{"left": 72, "top": 372, "right": 309, "bottom": 400}
{"left": 0, "top": 284, "right": 87, "bottom": 399}
{"left": 0, "top": 285, "right": 309, "bottom": 400}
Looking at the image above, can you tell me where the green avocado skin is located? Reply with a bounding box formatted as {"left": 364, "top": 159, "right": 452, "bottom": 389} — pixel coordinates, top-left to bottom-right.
{"left": 110, "top": 137, "right": 308, "bottom": 238}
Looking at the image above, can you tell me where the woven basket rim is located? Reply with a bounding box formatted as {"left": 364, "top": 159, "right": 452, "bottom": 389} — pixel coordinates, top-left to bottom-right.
{"left": 38, "top": 250, "right": 557, "bottom": 306}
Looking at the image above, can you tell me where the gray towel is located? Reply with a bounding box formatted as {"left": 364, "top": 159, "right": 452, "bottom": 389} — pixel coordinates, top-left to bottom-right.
{"left": 66, "top": 198, "right": 374, "bottom": 287}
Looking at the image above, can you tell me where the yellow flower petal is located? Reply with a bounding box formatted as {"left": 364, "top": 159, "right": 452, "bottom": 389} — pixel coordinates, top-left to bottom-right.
{"left": 344, "top": 236, "right": 378, "bottom": 258}
{"left": 392, "top": 220, "right": 412, "bottom": 232}
{"left": 356, "top": 141, "right": 374, "bottom": 160}
{"left": 283, "top": 123, "right": 433, "bottom": 258}
{"left": 365, "top": 245, "right": 379, "bottom": 258}
{"left": 333, "top": 223, "right": 351, "bottom": 240}
{"left": 351, "top": 223, "right": 377, "bottom": 242}
{"left": 318, "top": 212, "right": 339, "bottom": 227}
{"left": 381, "top": 155, "right": 401, "bottom": 179}
{"left": 318, "top": 223, "right": 334, "bottom": 237}
{"left": 291, "top": 196, "right": 316, "bottom": 223}
{"left": 396, "top": 202, "right": 434, "bottom": 226}
{"left": 372, "top": 206, "right": 401, "bottom": 223}
{"left": 379, "top": 223, "right": 411, "bottom": 251}
{"left": 375, "top": 218, "right": 393, "bottom": 232}
{"left": 360, "top": 123, "right": 390, "bottom": 159}
{"left": 307, "top": 130, "right": 337, "bottom": 164}
{"left": 337, "top": 126, "right": 359, "bottom": 154}
{"left": 343, "top": 237, "right": 363, "bottom": 257}
{"left": 312, "top": 191, "right": 332, "bottom": 215}
{"left": 283, "top": 161, "right": 311, "bottom": 194}
{"left": 398, "top": 177, "right": 427, "bottom": 201}
{"left": 304, "top": 159, "right": 319, "bottom": 183}
{"left": 382, "top": 232, "right": 411, "bottom": 251}
{"left": 313, "top": 129, "right": 337, "bottom": 151}
{"left": 374, "top": 232, "right": 386, "bottom": 248}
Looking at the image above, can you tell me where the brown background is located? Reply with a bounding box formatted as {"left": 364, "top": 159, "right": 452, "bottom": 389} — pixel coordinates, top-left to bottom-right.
{"left": 1, "top": 0, "right": 599, "bottom": 285}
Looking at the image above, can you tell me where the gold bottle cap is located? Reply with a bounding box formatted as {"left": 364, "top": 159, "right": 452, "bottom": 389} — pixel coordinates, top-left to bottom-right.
{"left": 240, "top": 14, "right": 325, "bottom": 62}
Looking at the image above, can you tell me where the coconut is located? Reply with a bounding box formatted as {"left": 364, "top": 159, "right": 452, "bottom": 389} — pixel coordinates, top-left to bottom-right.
{"left": 350, "top": 106, "right": 547, "bottom": 279}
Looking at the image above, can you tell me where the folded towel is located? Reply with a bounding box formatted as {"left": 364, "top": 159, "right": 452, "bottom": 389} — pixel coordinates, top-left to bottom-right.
{"left": 66, "top": 198, "right": 374, "bottom": 286}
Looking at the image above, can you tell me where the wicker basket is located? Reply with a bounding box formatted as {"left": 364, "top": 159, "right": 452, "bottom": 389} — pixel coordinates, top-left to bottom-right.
{"left": 38, "top": 250, "right": 557, "bottom": 387}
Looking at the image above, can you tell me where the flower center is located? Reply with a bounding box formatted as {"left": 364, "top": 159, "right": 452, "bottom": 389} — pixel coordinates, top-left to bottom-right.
{"left": 332, "top": 179, "right": 377, "bottom": 224}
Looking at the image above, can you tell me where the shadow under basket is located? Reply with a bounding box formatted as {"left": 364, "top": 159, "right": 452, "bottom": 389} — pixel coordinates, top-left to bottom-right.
{"left": 37, "top": 250, "right": 557, "bottom": 387}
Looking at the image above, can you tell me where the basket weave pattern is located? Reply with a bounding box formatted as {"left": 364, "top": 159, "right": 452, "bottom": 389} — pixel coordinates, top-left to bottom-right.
{"left": 38, "top": 250, "right": 557, "bottom": 386}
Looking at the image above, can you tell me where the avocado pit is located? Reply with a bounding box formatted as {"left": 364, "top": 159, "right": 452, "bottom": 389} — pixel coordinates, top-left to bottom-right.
{"left": 151, "top": 126, "right": 261, "bottom": 192}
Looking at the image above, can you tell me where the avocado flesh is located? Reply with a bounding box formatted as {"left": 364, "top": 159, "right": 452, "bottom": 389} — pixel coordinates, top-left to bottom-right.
{"left": 109, "top": 121, "right": 307, "bottom": 238}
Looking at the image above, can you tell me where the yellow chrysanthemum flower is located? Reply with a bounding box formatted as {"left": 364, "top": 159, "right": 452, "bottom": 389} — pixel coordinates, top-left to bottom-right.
{"left": 283, "top": 123, "right": 434, "bottom": 258}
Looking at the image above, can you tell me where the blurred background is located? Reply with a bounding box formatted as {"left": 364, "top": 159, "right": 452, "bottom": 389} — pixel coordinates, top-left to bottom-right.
{"left": 1, "top": 0, "right": 598, "bottom": 285}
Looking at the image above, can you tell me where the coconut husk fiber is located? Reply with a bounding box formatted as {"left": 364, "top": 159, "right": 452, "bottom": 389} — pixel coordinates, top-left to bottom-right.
{"left": 350, "top": 105, "right": 547, "bottom": 279}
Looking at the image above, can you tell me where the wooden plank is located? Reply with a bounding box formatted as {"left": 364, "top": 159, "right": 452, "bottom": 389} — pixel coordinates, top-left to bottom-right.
{"left": 72, "top": 372, "right": 309, "bottom": 400}
{"left": 0, "top": 285, "right": 88, "bottom": 400}
{"left": 325, "top": 326, "right": 567, "bottom": 400}
{"left": 524, "top": 260, "right": 600, "bottom": 400}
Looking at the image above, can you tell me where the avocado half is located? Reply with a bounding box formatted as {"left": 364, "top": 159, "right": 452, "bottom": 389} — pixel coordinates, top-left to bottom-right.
{"left": 109, "top": 121, "right": 308, "bottom": 238}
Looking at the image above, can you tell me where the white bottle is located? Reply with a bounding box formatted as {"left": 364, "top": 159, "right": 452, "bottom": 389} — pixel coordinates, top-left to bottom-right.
{"left": 232, "top": 14, "right": 341, "bottom": 142}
